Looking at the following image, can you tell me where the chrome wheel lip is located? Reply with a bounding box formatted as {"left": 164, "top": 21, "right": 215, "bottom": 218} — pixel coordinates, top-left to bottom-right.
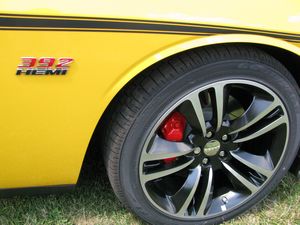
{"left": 138, "top": 79, "right": 289, "bottom": 220}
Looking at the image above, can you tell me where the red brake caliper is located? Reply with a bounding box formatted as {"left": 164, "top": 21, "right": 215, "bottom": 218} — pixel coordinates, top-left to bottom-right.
{"left": 161, "top": 112, "right": 186, "bottom": 164}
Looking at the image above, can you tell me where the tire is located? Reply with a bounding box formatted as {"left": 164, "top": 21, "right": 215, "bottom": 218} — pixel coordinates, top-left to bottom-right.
{"left": 103, "top": 45, "right": 300, "bottom": 225}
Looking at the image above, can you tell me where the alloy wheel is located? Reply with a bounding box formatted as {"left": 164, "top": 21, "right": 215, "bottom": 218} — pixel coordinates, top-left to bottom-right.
{"left": 139, "top": 79, "right": 289, "bottom": 218}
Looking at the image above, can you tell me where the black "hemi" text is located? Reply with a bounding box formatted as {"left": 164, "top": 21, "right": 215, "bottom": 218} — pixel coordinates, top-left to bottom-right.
{"left": 16, "top": 68, "right": 68, "bottom": 75}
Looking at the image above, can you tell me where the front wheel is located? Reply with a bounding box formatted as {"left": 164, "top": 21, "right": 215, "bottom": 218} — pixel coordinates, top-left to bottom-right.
{"left": 103, "top": 46, "right": 300, "bottom": 225}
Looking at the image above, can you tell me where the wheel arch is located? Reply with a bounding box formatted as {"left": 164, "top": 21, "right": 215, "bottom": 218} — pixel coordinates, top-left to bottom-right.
{"left": 103, "top": 34, "right": 300, "bottom": 108}
{"left": 83, "top": 34, "right": 300, "bottom": 178}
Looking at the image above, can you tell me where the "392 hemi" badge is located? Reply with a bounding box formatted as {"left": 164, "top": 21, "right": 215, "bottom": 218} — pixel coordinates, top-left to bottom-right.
{"left": 16, "top": 57, "right": 74, "bottom": 75}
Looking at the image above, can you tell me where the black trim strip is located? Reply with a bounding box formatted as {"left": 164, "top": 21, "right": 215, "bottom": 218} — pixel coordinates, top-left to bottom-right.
{"left": 0, "top": 27, "right": 211, "bottom": 36}
{"left": 285, "top": 39, "right": 300, "bottom": 44}
{"left": 0, "top": 184, "right": 75, "bottom": 198}
{"left": 1, "top": 13, "right": 300, "bottom": 38}
{"left": 0, "top": 14, "right": 300, "bottom": 43}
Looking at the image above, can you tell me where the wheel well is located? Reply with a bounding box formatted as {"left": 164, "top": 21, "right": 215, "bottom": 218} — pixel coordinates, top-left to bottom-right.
{"left": 251, "top": 44, "right": 300, "bottom": 87}
{"left": 80, "top": 43, "right": 300, "bottom": 180}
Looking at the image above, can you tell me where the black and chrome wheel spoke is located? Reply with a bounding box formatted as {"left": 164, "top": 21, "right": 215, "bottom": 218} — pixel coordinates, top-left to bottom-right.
{"left": 142, "top": 135, "right": 194, "bottom": 162}
{"left": 230, "top": 150, "right": 274, "bottom": 178}
{"left": 229, "top": 97, "right": 280, "bottom": 134}
{"left": 141, "top": 158, "right": 194, "bottom": 183}
{"left": 186, "top": 91, "right": 207, "bottom": 137}
{"left": 197, "top": 167, "right": 213, "bottom": 216}
{"left": 233, "top": 115, "right": 287, "bottom": 143}
{"left": 222, "top": 162, "right": 259, "bottom": 193}
{"left": 211, "top": 83, "right": 227, "bottom": 132}
{"left": 170, "top": 166, "right": 201, "bottom": 215}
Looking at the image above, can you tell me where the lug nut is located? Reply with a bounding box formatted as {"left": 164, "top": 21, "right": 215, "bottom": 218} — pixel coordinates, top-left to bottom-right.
{"left": 194, "top": 147, "right": 201, "bottom": 155}
{"left": 219, "top": 151, "right": 225, "bottom": 157}
{"left": 206, "top": 131, "right": 213, "bottom": 138}
{"left": 202, "top": 158, "right": 209, "bottom": 165}
{"left": 222, "top": 134, "right": 228, "bottom": 141}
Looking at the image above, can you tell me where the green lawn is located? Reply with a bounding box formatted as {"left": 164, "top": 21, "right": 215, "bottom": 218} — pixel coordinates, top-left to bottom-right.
{"left": 0, "top": 160, "right": 299, "bottom": 225}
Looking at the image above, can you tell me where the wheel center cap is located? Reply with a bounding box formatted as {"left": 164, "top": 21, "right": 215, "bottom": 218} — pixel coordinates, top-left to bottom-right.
{"left": 203, "top": 140, "right": 221, "bottom": 156}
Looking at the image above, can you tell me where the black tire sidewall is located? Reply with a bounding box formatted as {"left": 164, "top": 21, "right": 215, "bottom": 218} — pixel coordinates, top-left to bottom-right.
{"left": 119, "top": 60, "right": 300, "bottom": 225}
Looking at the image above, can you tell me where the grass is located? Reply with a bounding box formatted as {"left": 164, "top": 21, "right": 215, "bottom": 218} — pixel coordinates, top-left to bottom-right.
{"left": 0, "top": 156, "right": 299, "bottom": 225}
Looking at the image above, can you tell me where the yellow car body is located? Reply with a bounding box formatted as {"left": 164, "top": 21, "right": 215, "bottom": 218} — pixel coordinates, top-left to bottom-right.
{"left": 0, "top": 0, "right": 300, "bottom": 190}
